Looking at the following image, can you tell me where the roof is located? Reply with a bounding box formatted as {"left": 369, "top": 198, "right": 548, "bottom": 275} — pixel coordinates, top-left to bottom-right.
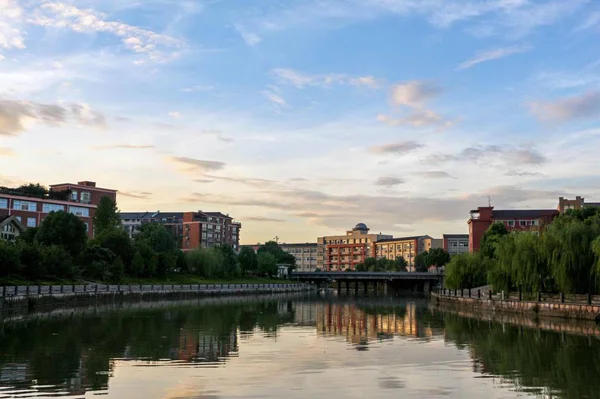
{"left": 0, "top": 215, "right": 26, "bottom": 231}
{"left": 119, "top": 211, "right": 183, "bottom": 220}
{"left": 492, "top": 209, "right": 559, "bottom": 219}
{"left": 376, "top": 235, "right": 430, "bottom": 244}
{"left": 586, "top": 202, "right": 600, "bottom": 207}
{"left": 49, "top": 183, "right": 117, "bottom": 192}
{"left": 280, "top": 242, "right": 317, "bottom": 247}
{"left": 353, "top": 223, "right": 368, "bottom": 230}
{"left": 443, "top": 234, "right": 469, "bottom": 239}
{"left": 203, "top": 211, "right": 232, "bottom": 219}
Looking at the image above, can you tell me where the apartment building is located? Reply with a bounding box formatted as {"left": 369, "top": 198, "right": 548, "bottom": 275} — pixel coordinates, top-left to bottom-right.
{"left": 374, "top": 235, "right": 442, "bottom": 272}
{"left": 280, "top": 243, "right": 318, "bottom": 272}
{"left": 0, "top": 181, "right": 117, "bottom": 238}
{"left": 121, "top": 210, "right": 241, "bottom": 251}
{"left": 317, "top": 223, "right": 393, "bottom": 271}
{"left": 443, "top": 234, "right": 469, "bottom": 256}
{"left": 557, "top": 196, "right": 600, "bottom": 213}
{"left": 468, "top": 206, "right": 559, "bottom": 252}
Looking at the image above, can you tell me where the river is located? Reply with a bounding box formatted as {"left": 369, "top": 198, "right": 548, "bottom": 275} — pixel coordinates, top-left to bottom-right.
{"left": 1, "top": 294, "right": 599, "bottom": 398}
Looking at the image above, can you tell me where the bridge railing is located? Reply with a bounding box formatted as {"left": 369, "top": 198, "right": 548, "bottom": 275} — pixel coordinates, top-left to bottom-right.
{"left": 0, "top": 283, "right": 310, "bottom": 298}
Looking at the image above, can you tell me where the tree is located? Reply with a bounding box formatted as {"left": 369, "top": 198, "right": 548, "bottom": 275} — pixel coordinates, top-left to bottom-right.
{"left": 238, "top": 247, "right": 258, "bottom": 276}
{"left": 257, "top": 241, "right": 294, "bottom": 265}
{"left": 40, "top": 245, "right": 75, "bottom": 279}
{"left": 480, "top": 222, "right": 509, "bottom": 259}
{"left": 444, "top": 253, "right": 488, "bottom": 290}
{"left": 18, "top": 242, "right": 44, "bottom": 280}
{"left": 81, "top": 245, "right": 117, "bottom": 281}
{"left": 93, "top": 196, "right": 121, "bottom": 236}
{"left": 216, "top": 244, "right": 239, "bottom": 278}
{"left": 36, "top": 211, "right": 88, "bottom": 257}
{"left": 427, "top": 248, "right": 451, "bottom": 269}
{"left": 414, "top": 252, "right": 428, "bottom": 272}
{"left": 0, "top": 241, "right": 21, "bottom": 277}
{"left": 131, "top": 251, "right": 145, "bottom": 277}
{"left": 17, "top": 227, "right": 38, "bottom": 244}
{"left": 393, "top": 256, "right": 408, "bottom": 272}
{"left": 257, "top": 252, "right": 277, "bottom": 277}
{"left": 109, "top": 257, "right": 125, "bottom": 283}
{"left": 92, "top": 229, "right": 134, "bottom": 269}
{"left": 134, "top": 223, "right": 177, "bottom": 254}
{"left": 17, "top": 183, "right": 48, "bottom": 197}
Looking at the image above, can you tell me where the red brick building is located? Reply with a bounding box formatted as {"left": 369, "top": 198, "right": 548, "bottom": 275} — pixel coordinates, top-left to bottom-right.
{"left": 0, "top": 181, "right": 117, "bottom": 238}
{"left": 468, "top": 206, "right": 559, "bottom": 252}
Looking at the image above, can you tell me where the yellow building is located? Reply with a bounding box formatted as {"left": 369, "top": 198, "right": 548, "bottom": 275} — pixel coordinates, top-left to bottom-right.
{"left": 374, "top": 235, "right": 442, "bottom": 272}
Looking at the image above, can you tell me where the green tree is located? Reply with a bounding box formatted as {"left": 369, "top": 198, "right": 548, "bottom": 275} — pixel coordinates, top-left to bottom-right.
{"left": 17, "top": 227, "right": 39, "bottom": 244}
{"left": 0, "top": 241, "right": 22, "bottom": 277}
{"left": 216, "top": 244, "right": 239, "bottom": 278}
{"left": 393, "top": 256, "right": 408, "bottom": 272}
{"left": 238, "top": 246, "right": 258, "bottom": 276}
{"left": 131, "top": 251, "right": 145, "bottom": 277}
{"left": 40, "top": 245, "right": 75, "bottom": 279}
{"left": 92, "top": 229, "right": 134, "bottom": 269}
{"left": 480, "top": 222, "right": 509, "bottom": 259}
{"left": 109, "top": 257, "right": 125, "bottom": 283}
{"left": 18, "top": 242, "right": 44, "bottom": 280}
{"left": 134, "top": 223, "right": 177, "bottom": 254}
{"left": 36, "top": 211, "right": 88, "bottom": 257}
{"left": 444, "top": 253, "right": 488, "bottom": 290}
{"left": 17, "top": 183, "right": 48, "bottom": 197}
{"left": 414, "top": 252, "right": 428, "bottom": 272}
{"left": 257, "top": 252, "right": 277, "bottom": 277}
{"left": 81, "top": 245, "right": 116, "bottom": 281}
{"left": 93, "top": 196, "right": 121, "bottom": 236}
{"left": 257, "top": 241, "right": 294, "bottom": 265}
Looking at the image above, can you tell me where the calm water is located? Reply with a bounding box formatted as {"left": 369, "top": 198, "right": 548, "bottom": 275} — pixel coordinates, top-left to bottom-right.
{"left": 1, "top": 295, "right": 600, "bottom": 399}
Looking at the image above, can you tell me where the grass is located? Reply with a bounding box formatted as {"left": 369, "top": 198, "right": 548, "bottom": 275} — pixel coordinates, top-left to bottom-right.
{"left": 0, "top": 275, "right": 296, "bottom": 287}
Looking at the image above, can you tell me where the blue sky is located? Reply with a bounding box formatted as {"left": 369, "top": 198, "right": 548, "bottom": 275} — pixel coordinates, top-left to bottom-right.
{"left": 1, "top": 0, "right": 600, "bottom": 244}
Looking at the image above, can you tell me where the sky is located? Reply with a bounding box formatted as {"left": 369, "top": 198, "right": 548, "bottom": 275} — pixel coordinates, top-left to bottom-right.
{"left": 1, "top": 0, "right": 600, "bottom": 245}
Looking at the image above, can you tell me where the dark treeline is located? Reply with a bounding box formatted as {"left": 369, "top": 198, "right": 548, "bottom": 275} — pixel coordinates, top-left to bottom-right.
{"left": 0, "top": 299, "right": 296, "bottom": 395}
{"left": 445, "top": 207, "right": 600, "bottom": 294}
{"left": 0, "top": 196, "right": 294, "bottom": 283}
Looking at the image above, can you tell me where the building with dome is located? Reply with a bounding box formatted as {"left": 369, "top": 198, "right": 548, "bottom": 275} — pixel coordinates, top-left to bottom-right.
{"left": 317, "top": 223, "right": 393, "bottom": 271}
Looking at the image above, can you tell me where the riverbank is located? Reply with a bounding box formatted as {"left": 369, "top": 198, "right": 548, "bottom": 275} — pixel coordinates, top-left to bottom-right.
{"left": 0, "top": 275, "right": 297, "bottom": 286}
{"left": 0, "top": 282, "right": 313, "bottom": 313}
{"left": 432, "top": 292, "right": 600, "bottom": 321}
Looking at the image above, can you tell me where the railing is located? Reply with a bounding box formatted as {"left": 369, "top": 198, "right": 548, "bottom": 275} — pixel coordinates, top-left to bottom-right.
{"left": 0, "top": 283, "right": 310, "bottom": 299}
{"left": 434, "top": 287, "right": 600, "bottom": 306}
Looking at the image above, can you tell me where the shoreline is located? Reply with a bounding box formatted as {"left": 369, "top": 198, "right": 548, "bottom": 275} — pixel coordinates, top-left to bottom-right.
{"left": 432, "top": 292, "right": 600, "bottom": 321}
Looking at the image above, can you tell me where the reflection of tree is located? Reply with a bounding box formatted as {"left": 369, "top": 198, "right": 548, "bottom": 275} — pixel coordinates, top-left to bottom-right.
{"left": 443, "top": 313, "right": 600, "bottom": 399}
{"left": 0, "top": 298, "right": 294, "bottom": 397}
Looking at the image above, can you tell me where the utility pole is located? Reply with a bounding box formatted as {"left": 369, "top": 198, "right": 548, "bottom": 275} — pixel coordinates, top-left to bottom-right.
{"left": 274, "top": 236, "right": 279, "bottom": 243}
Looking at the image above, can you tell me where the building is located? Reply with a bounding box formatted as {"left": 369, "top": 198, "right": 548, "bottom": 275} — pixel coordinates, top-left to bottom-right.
{"left": 443, "top": 234, "right": 469, "bottom": 256}
{"left": 317, "top": 223, "right": 393, "bottom": 271}
{"left": 280, "top": 243, "right": 318, "bottom": 272}
{"left": 374, "top": 235, "right": 442, "bottom": 271}
{"left": 121, "top": 210, "right": 241, "bottom": 251}
{"left": 0, "top": 181, "right": 117, "bottom": 238}
{"left": 468, "top": 206, "right": 559, "bottom": 252}
{"left": 0, "top": 216, "right": 26, "bottom": 242}
{"left": 557, "top": 196, "right": 600, "bottom": 213}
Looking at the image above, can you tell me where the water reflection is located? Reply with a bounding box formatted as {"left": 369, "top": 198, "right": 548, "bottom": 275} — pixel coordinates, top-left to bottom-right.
{"left": 0, "top": 295, "right": 599, "bottom": 398}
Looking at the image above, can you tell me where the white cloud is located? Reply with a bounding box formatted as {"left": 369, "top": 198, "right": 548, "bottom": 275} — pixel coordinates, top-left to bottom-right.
{"left": 168, "top": 111, "right": 182, "bottom": 119}
{"left": 390, "top": 81, "right": 442, "bottom": 108}
{"left": 577, "top": 11, "right": 600, "bottom": 31}
{"left": 457, "top": 45, "right": 531, "bottom": 70}
{"left": 271, "top": 68, "right": 380, "bottom": 89}
{"left": 28, "top": 2, "right": 182, "bottom": 61}
{"left": 377, "top": 110, "right": 454, "bottom": 128}
{"left": 0, "top": 0, "right": 25, "bottom": 50}
{"left": 234, "top": 24, "right": 261, "bottom": 46}
{"left": 529, "top": 91, "right": 600, "bottom": 122}
{"left": 262, "top": 90, "right": 287, "bottom": 107}
{"left": 369, "top": 140, "right": 425, "bottom": 155}
{"left": 180, "top": 85, "right": 213, "bottom": 93}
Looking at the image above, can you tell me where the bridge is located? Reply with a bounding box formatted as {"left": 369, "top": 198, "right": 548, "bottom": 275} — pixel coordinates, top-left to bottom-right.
{"left": 291, "top": 272, "right": 443, "bottom": 294}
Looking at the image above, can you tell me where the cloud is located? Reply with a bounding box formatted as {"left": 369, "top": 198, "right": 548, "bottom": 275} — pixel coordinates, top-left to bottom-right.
{"left": 70, "top": 103, "right": 106, "bottom": 128}
{"left": 457, "top": 45, "right": 531, "bottom": 70}
{"left": 529, "top": 91, "right": 600, "bottom": 122}
{"left": 505, "top": 170, "right": 543, "bottom": 177}
{"left": 415, "top": 171, "right": 454, "bottom": 179}
{"left": 376, "top": 110, "right": 453, "bottom": 128}
{"left": 234, "top": 24, "right": 261, "bottom": 46}
{"left": 271, "top": 68, "right": 380, "bottom": 89}
{"left": 262, "top": 90, "right": 287, "bottom": 107}
{"left": 118, "top": 191, "right": 152, "bottom": 199}
{"left": 426, "top": 145, "right": 546, "bottom": 165}
{"left": 203, "top": 174, "right": 279, "bottom": 188}
{"left": 575, "top": 11, "right": 600, "bottom": 31}
{"left": 181, "top": 85, "right": 214, "bottom": 93}
{"left": 375, "top": 177, "right": 405, "bottom": 187}
{"left": 244, "top": 216, "right": 285, "bottom": 223}
{"left": 390, "top": 81, "right": 442, "bottom": 108}
{"left": 0, "top": 147, "right": 15, "bottom": 156}
{"left": 0, "top": 0, "right": 25, "bottom": 50}
{"left": 93, "top": 144, "right": 155, "bottom": 150}
{"left": 167, "top": 157, "right": 226, "bottom": 174}
{"left": 369, "top": 140, "right": 425, "bottom": 155}
{"left": 193, "top": 179, "right": 215, "bottom": 184}
{"left": 200, "top": 129, "right": 235, "bottom": 143}
{"left": 168, "top": 111, "right": 182, "bottom": 119}
{"left": 28, "top": 2, "right": 182, "bottom": 61}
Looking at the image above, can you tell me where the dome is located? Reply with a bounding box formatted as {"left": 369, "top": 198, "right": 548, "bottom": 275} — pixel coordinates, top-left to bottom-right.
{"left": 353, "top": 223, "right": 368, "bottom": 231}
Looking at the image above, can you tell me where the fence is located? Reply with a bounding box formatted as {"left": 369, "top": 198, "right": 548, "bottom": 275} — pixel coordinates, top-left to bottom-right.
{"left": 1, "top": 283, "right": 310, "bottom": 299}
{"left": 434, "top": 287, "right": 600, "bottom": 306}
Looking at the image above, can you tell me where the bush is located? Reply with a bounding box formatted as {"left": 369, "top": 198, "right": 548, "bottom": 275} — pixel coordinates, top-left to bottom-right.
{"left": 40, "top": 245, "right": 75, "bottom": 279}
{"left": 18, "top": 242, "right": 44, "bottom": 280}
{"left": 0, "top": 241, "right": 22, "bottom": 277}
{"left": 131, "top": 252, "right": 145, "bottom": 277}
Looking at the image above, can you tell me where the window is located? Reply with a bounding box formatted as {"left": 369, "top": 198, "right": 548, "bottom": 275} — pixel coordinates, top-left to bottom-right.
{"left": 80, "top": 191, "right": 91, "bottom": 204}
{"left": 27, "top": 218, "right": 36, "bottom": 227}
{"left": 449, "top": 241, "right": 458, "bottom": 247}
{"left": 507, "top": 220, "right": 515, "bottom": 227}
{"left": 459, "top": 241, "right": 468, "bottom": 247}
{"left": 16, "top": 216, "right": 22, "bottom": 222}
{"left": 42, "top": 203, "right": 65, "bottom": 213}
{"left": 71, "top": 190, "right": 78, "bottom": 201}
{"left": 519, "top": 220, "right": 527, "bottom": 227}
{"left": 0, "top": 198, "right": 7, "bottom": 209}
{"left": 13, "top": 200, "right": 37, "bottom": 211}
{"left": 69, "top": 206, "right": 90, "bottom": 217}
{"left": 84, "top": 223, "right": 89, "bottom": 232}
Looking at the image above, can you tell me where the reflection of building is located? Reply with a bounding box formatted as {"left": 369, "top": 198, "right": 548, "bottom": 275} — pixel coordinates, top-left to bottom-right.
{"left": 443, "top": 234, "right": 469, "bottom": 256}
{"left": 375, "top": 236, "right": 442, "bottom": 272}
{"left": 293, "top": 302, "right": 318, "bottom": 326}
{"left": 178, "top": 329, "right": 238, "bottom": 363}
{"left": 316, "top": 302, "right": 436, "bottom": 345}
{"left": 280, "top": 243, "right": 318, "bottom": 272}
{"left": 0, "top": 363, "right": 27, "bottom": 384}
{"left": 317, "top": 223, "right": 393, "bottom": 271}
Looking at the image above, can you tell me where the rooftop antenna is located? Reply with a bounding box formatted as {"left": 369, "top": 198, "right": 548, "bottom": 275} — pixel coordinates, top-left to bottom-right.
{"left": 488, "top": 196, "right": 492, "bottom": 207}
{"left": 274, "top": 236, "right": 279, "bottom": 243}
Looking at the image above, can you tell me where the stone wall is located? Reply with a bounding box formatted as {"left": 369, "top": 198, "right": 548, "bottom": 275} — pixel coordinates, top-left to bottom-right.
{"left": 433, "top": 293, "right": 600, "bottom": 321}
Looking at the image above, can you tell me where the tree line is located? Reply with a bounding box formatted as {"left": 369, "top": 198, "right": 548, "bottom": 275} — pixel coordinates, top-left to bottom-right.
{"left": 351, "top": 248, "right": 450, "bottom": 272}
{"left": 0, "top": 196, "right": 294, "bottom": 283}
{"left": 444, "top": 207, "right": 600, "bottom": 294}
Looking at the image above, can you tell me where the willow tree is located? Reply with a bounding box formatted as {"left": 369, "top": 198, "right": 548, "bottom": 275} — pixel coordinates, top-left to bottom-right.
{"left": 543, "top": 215, "right": 600, "bottom": 294}
{"left": 444, "top": 253, "right": 488, "bottom": 290}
